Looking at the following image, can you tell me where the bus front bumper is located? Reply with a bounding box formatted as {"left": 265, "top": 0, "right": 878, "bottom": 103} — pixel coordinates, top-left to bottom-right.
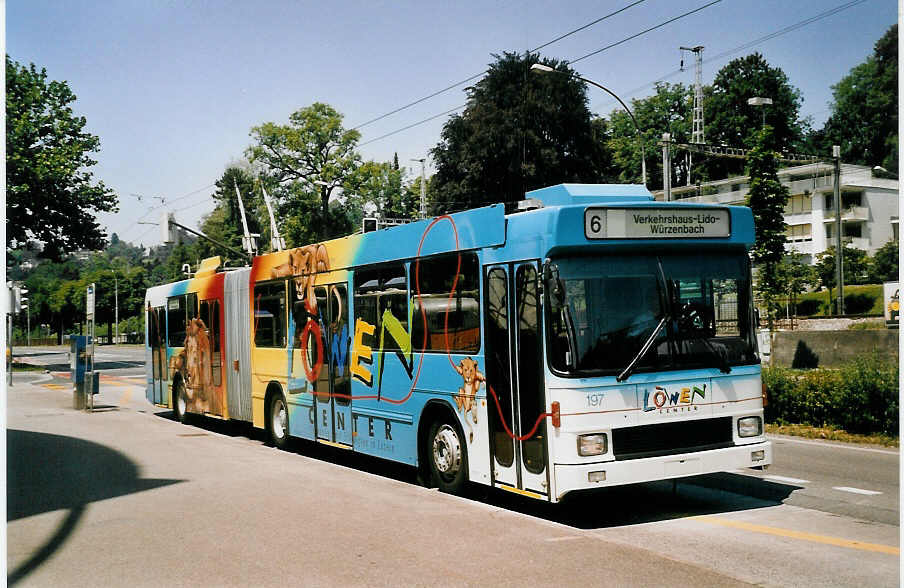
{"left": 553, "top": 440, "right": 772, "bottom": 500}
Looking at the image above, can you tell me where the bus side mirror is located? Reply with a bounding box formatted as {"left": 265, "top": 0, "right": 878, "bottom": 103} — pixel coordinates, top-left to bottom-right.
{"left": 542, "top": 261, "right": 565, "bottom": 306}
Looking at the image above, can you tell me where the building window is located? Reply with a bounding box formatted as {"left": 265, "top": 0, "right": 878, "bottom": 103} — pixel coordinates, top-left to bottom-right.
{"left": 785, "top": 224, "right": 812, "bottom": 241}
{"left": 843, "top": 223, "right": 863, "bottom": 239}
{"left": 784, "top": 194, "right": 812, "bottom": 214}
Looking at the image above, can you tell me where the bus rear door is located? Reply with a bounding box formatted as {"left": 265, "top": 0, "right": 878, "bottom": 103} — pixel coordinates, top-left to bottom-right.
{"left": 312, "top": 284, "right": 352, "bottom": 446}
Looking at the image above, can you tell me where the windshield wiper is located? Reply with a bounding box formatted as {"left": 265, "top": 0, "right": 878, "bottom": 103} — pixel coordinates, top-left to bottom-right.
{"left": 616, "top": 315, "right": 668, "bottom": 382}
{"left": 562, "top": 305, "right": 578, "bottom": 369}
{"left": 616, "top": 256, "right": 672, "bottom": 383}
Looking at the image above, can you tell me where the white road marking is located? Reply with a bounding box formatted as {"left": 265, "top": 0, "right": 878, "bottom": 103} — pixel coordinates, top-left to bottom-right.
{"left": 763, "top": 475, "right": 810, "bottom": 484}
{"left": 832, "top": 486, "right": 883, "bottom": 496}
{"left": 768, "top": 434, "right": 899, "bottom": 455}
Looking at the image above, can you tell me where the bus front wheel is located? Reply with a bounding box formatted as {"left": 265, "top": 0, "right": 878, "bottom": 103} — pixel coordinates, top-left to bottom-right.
{"left": 268, "top": 394, "right": 289, "bottom": 450}
{"left": 427, "top": 419, "right": 468, "bottom": 494}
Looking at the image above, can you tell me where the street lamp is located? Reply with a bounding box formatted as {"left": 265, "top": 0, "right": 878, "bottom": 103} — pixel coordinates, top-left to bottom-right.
{"left": 110, "top": 269, "right": 119, "bottom": 345}
{"left": 747, "top": 97, "right": 772, "bottom": 127}
{"left": 411, "top": 158, "right": 427, "bottom": 219}
{"left": 530, "top": 63, "right": 646, "bottom": 187}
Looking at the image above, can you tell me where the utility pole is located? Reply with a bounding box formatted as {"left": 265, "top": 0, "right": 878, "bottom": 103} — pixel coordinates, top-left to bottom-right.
{"left": 111, "top": 269, "right": 119, "bottom": 344}
{"left": 662, "top": 133, "right": 672, "bottom": 201}
{"left": 680, "top": 45, "right": 704, "bottom": 185}
{"left": 411, "top": 158, "right": 427, "bottom": 219}
{"left": 833, "top": 145, "right": 844, "bottom": 315}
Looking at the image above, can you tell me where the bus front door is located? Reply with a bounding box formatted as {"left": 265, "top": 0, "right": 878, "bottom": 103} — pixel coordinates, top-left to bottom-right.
{"left": 312, "top": 284, "right": 352, "bottom": 446}
{"left": 484, "top": 262, "right": 549, "bottom": 497}
{"left": 148, "top": 306, "right": 167, "bottom": 405}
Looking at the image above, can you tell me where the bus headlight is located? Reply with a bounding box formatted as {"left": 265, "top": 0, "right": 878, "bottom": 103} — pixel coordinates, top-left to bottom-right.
{"left": 578, "top": 433, "right": 608, "bottom": 456}
{"left": 737, "top": 416, "right": 763, "bottom": 438}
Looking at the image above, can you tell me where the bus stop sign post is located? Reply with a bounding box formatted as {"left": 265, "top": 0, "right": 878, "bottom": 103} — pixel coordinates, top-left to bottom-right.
{"left": 81, "top": 283, "right": 98, "bottom": 411}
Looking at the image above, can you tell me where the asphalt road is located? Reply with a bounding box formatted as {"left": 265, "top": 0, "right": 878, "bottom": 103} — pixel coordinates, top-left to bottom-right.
{"left": 6, "top": 347, "right": 900, "bottom": 586}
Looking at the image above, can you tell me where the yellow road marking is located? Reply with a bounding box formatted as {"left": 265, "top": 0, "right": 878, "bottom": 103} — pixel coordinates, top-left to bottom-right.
{"left": 121, "top": 387, "right": 132, "bottom": 405}
{"left": 43, "top": 384, "right": 67, "bottom": 390}
{"left": 692, "top": 515, "right": 899, "bottom": 555}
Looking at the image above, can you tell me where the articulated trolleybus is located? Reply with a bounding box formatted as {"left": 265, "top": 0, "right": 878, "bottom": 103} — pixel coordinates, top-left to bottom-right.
{"left": 146, "top": 183, "right": 771, "bottom": 502}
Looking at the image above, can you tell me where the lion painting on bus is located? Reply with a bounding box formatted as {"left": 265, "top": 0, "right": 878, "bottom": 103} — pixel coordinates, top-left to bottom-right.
{"left": 169, "top": 317, "right": 220, "bottom": 414}
{"left": 454, "top": 357, "right": 484, "bottom": 443}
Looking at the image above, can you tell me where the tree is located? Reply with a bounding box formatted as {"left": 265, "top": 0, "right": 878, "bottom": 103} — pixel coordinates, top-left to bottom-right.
{"left": 819, "top": 25, "right": 897, "bottom": 172}
{"left": 6, "top": 56, "right": 118, "bottom": 259}
{"left": 745, "top": 126, "right": 790, "bottom": 330}
{"left": 776, "top": 251, "right": 815, "bottom": 324}
{"left": 814, "top": 245, "right": 871, "bottom": 312}
{"left": 345, "top": 160, "right": 418, "bottom": 225}
{"left": 607, "top": 82, "right": 692, "bottom": 186}
{"left": 869, "top": 239, "right": 899, "bottom": 283}
{"left": 430, "top": 52, "right": 612, "bottom": 213}
{"left": 247, "top": 102, "right": 361, "bottom": 240}
{"left": 704, "top": 53, "right": 805, "bottom": 179}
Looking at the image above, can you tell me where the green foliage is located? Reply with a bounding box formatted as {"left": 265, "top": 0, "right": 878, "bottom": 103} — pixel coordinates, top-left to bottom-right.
{"left": 704, "top": 53, "right": 806, "bottom": 178}
{"left": 814, "top": 245, "right": 872, "bottom": 312}
{"left": 764, "top": 353, "right": 899, "bottom": 436}
{"left": 869, "top": 239, "right": 898, "bottom": 283}
{"left": 746, "top": 126, "right": 789, "bottom": 327}
{"left": 430, "top": 52, "right": 612, "bottom": 213}
{"left": 818, "top": 25, "right": 897, "bottom": 171}
{"left": 607, "top": 82, "right": 692, "bottom": 186}
{"left": 793, "top": 284, "right": 883, "bottom": 317}
{"left": 248, "top": 102, "right": 361, "bottom": 240}
{"left": 777, "top": 251, "right": 816, "bottom": 298}
{"left": 6, "top": 56, "right": 118, "bottom": 259}
{"left": 344, "top": 160, "right": 417, "bottom": 226}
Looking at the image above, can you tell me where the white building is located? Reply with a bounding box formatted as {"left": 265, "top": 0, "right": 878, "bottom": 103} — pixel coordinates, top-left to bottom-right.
{"left": 654, "top": 163, "right": 899, "bottom": 263}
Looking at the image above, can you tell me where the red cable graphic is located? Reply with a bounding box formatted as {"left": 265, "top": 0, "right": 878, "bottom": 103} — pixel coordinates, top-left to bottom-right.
{"left": 295, "top": 214, "right": 551, "bottom": 440}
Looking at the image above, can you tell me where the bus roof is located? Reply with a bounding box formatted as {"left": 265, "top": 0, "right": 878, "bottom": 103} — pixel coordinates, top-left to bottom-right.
{"left": 525, "top": 183, "right": 654, "bottom": 207}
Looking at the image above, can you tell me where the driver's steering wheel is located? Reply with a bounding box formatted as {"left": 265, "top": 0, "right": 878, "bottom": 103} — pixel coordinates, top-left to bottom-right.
{"left": 677, "top": 301, "right": 715, "bottom": 336}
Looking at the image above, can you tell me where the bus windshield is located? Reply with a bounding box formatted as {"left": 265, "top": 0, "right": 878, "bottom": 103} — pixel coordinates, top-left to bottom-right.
{"left": 546, "top": 252, "right": 758, "bottom": 377}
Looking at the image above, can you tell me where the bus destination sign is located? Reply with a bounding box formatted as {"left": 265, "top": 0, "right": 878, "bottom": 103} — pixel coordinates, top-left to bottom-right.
{"left": 584, "top": 207, "right": 730, "bottom": 239}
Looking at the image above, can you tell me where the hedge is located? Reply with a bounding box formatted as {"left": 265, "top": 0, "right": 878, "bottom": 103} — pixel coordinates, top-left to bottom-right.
{"left": 763, "top": 353, "right": 898, "bottom": 436}
{"left": 792, "top": 284, "right": 883, "bottom": 316}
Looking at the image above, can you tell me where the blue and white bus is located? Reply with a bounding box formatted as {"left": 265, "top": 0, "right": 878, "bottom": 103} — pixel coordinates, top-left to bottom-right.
{"left": 146, "top": 183, "right": 771, "bottom": 502}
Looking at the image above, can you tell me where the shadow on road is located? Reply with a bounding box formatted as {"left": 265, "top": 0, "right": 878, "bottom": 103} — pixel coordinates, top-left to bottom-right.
{"left": 7, "top": 429, "right": 183, "bottom": 585}
{"left": 159, "top": 411, "right": 801, "bottom": 531}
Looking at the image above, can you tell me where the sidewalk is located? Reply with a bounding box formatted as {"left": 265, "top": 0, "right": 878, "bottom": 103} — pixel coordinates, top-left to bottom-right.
{"left": 8, "top": 369, "right": 153, "bottom": 414}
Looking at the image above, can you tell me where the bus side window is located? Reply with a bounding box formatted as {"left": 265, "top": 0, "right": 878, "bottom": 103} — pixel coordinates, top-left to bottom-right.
{"left": 200, "top": 299, "right": 222, "bottom": 386}
{"left": 254, "top": 281, "right": 287, "bottom": 348}
{"left": 167, "top": 296, "right": 186, "bottom": 347}
{"left": 410, "top": 252, "right": 480, "bottom": 353}
{"left": 354, "top": 264, "right": 408, "bottom": 352}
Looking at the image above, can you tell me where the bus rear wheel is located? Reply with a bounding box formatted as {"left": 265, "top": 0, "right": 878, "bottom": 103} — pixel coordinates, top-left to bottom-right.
{"left": 173, "top": 381, "right": 188, "bottom": 424}
{"left": 268, "top": 394, "right": 289, "bottom": 450}
{"left": 427, "top": 420, "right": 468, "bottom": 494}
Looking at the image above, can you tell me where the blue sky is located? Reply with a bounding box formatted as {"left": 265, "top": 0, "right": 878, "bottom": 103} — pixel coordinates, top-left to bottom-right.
{"left": 7, "top": 0, "right": 898, "bottom": 247}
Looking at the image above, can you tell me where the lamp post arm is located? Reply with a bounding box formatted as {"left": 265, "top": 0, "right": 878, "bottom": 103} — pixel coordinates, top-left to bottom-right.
{"left": 577, "top": 76, "right": 642, "bottom": 135}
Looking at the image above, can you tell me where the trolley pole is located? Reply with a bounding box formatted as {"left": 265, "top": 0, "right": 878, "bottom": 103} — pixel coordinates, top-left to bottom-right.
{"left": 833, "top": 145, "right": 844, "bottom": 315}
{"left": 662, "top": 133, "right": 672, "bottom": 202}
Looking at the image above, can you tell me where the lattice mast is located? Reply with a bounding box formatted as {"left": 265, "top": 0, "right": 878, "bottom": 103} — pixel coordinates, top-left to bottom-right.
{"left": 680, "top": 45, "right": 704, "bottom": 185}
